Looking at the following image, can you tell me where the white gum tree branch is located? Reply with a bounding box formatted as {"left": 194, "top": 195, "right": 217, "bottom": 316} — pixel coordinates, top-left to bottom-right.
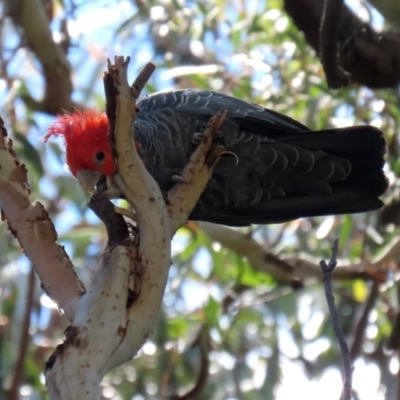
{"left": 107, "top": 58, "right": 173, "bottom": 335}
{"left": 44, "top": 57, "right": 226, "bottom": 399}
{"left": 44, "top": 58, "right": 171, "bottom": 399}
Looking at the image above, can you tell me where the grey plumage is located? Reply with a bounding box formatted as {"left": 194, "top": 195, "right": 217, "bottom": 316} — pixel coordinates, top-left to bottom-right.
{"left": 132, "top": 89, "right": 387, "bottom": 226}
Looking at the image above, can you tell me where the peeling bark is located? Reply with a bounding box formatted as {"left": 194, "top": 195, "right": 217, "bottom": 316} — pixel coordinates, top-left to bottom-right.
{"left": 0, "top": 117, "right": 85, "bottom": 321}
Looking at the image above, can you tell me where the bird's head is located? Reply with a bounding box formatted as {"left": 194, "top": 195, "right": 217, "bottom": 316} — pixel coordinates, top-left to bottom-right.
{"left": 45, "top": 109, "right": 116, "bottom": 177}
{"left": 45, "top": 109, "right": 117, "bottom": 193}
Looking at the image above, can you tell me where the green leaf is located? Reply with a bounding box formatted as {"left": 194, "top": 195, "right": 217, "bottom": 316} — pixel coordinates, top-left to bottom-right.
{"left": 339, "top": 215, "right": 353, "bottom": 247}
{"left": 204, "top": 296, "right": 221, "bottom": 328}
{"left": 14, "top": 132, "right": 44, "bottom": 176}
{"left": 235, "top": 254, "right": 275, "bottom": 287}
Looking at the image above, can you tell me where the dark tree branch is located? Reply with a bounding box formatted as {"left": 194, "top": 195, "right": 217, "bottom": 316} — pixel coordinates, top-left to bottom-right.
{"left": 131, "top": 62, "right": 156, "bottom": 98}
{"left": 319, "top": 0, "right": 350, "bottom": 88}
{"left": 4, "top": 0, "right": 79, "bottom": 114}
{"left": 388, "top": 283, "right": 400, "bottom": 352}
{"left": 88, "top": 193, "right": 130, "bottom": 250}
{"left": 350, "top": 281, "right": 380, "bottom": 360}
{"left": 284, "top": 0, "right": 400, "bottom": 88}
{"left": 171, "top": 325, "right": 211, "bottom": 400}
{"left": 320, "top": 239, "right": 353, "bottom": 400}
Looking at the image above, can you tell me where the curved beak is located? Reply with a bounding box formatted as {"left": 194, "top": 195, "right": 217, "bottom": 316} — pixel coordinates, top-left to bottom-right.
{"left": 76, "top": 170, "right": 123, "bottom": 199}
{"left": 76, "top": 170, "right": 102, "bottom": 194}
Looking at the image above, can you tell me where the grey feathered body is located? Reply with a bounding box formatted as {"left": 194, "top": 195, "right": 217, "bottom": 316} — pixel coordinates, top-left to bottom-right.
{"left": 133, "top": 89, "right": 387, "bottom": 226}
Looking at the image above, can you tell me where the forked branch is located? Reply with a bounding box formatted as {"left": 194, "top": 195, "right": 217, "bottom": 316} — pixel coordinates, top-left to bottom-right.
{"left": 45, "top": 57, "right": 225, "bottom": 399}
{"left": 320, "top": 240, "right": 353, "bottom": 400}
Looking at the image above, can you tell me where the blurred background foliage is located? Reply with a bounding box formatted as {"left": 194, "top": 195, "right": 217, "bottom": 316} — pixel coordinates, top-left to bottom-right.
{"left": 1, "top": 0, "right": 400, "bottom": 399}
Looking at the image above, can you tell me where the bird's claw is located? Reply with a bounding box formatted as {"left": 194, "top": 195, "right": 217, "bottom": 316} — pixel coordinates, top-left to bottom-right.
{"left": 192, "top": 130, "right": 223, "bottom": 144}
{"left": 220, "top": 150, "right": 239, "bottom": 166}
{"left": 171, "top": 174, "right": 188, "bottom": 184}
{"left": 192, "top": 132, "right": 205, "bottom": 144}
{"left": 206, "top": 144, "right": 225, "bottom": 167}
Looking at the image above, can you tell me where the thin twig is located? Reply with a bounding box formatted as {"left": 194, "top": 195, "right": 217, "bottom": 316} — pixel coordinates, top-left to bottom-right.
{"left": 269, "top": 222, "right": 289, "bottom": 249}
{"left": 388, "top": 282, "right": 400, "bottom": 400}
{"left": 320, "top": 239, "right": 353, "bottom": 400}
{"left": 350, "top": 281, "right": 379, "bottom": 360}
{"left": 397, "top": 362, "right": 400, "bottom": 400}
{"left": 131, "top": 62, "right": 156, "bottom": 98}
{"left": 170, "top": 326, "right": 210, "bottom": 399}
{"left": 389, "top": 302, "right": 400, "bottom": 350}
{"left": 319, "top": 0, "right": 350, "bottom": 88}
{"left": 7, "top": 266, "right": 35, "bottom": 400}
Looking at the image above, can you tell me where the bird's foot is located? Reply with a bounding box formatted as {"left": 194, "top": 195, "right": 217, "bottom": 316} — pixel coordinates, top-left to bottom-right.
{"left": 206, "top": 144, "right": 225, "bottom": 166}
{"left": 167, "top": 109, "right": 228, "bottom": 233}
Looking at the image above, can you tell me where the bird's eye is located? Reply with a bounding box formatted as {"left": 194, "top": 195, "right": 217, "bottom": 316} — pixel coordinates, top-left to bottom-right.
{"left": 95, "top": 151, "right": 105, "bottom": 162}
